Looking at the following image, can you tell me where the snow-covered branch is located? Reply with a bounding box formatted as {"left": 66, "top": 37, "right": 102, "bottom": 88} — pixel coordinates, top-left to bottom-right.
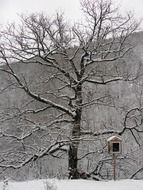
{"left": 85, "top": 77, "right": 123, "bottom": 85}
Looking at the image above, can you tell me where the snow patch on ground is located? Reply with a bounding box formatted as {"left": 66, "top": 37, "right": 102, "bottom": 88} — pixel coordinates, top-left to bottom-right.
{"left": 0, "top": 179, "right": 143, "bottom": 190}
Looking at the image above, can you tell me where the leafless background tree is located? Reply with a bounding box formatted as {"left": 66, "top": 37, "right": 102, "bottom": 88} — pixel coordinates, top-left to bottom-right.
{"left": 0, "top": 0, "right": 142, "bottom": 180}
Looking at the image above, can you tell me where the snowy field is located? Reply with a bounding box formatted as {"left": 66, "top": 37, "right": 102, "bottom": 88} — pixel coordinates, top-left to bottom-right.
{"left": 1, "top": 179, "right": 143, "bottom": 190}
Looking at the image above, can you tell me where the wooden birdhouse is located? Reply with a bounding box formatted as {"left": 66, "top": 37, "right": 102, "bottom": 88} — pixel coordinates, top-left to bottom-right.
{"left": 107, "top": 135, "right": 122, "bottom": 154}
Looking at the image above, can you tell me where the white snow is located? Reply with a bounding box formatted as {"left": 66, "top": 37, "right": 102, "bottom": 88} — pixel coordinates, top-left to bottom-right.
{"left": 1, "top": 178, "right": 143, "bottom": 190}
{"left": 107, "top": 135, "right": 122, "bottom": 141}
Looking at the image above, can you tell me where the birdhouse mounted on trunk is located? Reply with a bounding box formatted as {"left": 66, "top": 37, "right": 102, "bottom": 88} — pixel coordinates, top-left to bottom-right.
{"left": 107, "top": 135, "right": 122, "bottom": 154}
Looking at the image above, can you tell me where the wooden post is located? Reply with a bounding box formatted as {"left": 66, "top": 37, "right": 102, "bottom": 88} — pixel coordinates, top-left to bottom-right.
{"left": 112, "top": 154, "right": 116, "bottom": 180}
{"left": 107, "top": 136, "right": 122, "bottom": 181}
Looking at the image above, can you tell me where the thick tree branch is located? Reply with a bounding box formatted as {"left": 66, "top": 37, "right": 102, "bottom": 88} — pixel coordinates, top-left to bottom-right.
{"left": 0, "top": 68, "right": 76, "bottom": 118}
{"left": 85, "top": 77, "right": 123, "bottom": 85}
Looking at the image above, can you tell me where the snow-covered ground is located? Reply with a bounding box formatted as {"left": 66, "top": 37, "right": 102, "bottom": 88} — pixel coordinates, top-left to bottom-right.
{"left": 1, "top": 179, "right": 143, "bottom": 190}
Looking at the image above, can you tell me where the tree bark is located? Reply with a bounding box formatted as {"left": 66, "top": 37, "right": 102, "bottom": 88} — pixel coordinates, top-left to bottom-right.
{"left": 68, "top": 84, "right": 82, "bottom": 179}
{"left": 68, "top": 120, "right": 81, "bottom": 178}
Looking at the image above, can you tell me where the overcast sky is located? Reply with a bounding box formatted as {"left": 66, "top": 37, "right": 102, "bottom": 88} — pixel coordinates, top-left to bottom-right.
{"left": 0, "top": 0, "right": 143, "bottom": 27}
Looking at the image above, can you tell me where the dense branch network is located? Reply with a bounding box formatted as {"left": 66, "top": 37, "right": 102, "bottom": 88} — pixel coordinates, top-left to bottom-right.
{"left": 0, "top": 0, "right": 141, "bottom": 179}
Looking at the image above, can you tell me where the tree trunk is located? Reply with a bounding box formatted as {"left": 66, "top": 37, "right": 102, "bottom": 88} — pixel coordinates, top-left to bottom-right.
{"left": 68, "top": 119, "right": 81, "bottom": 179}
{"left": 68, "top": 84, "right": 82, "bottom": 179}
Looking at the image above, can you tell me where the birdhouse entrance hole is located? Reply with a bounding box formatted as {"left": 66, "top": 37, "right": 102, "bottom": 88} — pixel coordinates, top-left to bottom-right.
{"left": 112, "top": 142, "right": 120, "bottom": 153}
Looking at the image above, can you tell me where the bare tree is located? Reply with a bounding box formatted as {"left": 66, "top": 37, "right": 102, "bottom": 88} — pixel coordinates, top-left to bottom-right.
{"left": 0, "top": 0, "right": 141, "bottom": 179}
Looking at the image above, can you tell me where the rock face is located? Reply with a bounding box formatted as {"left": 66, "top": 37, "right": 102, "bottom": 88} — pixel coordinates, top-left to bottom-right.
{"left": 0, "top": 31, "right": 143, "bottom": 180}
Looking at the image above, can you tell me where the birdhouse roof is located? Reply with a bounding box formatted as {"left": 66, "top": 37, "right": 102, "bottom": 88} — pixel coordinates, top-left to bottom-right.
{"left": 107, "top": 135, "right": 122, "bottom": 142}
